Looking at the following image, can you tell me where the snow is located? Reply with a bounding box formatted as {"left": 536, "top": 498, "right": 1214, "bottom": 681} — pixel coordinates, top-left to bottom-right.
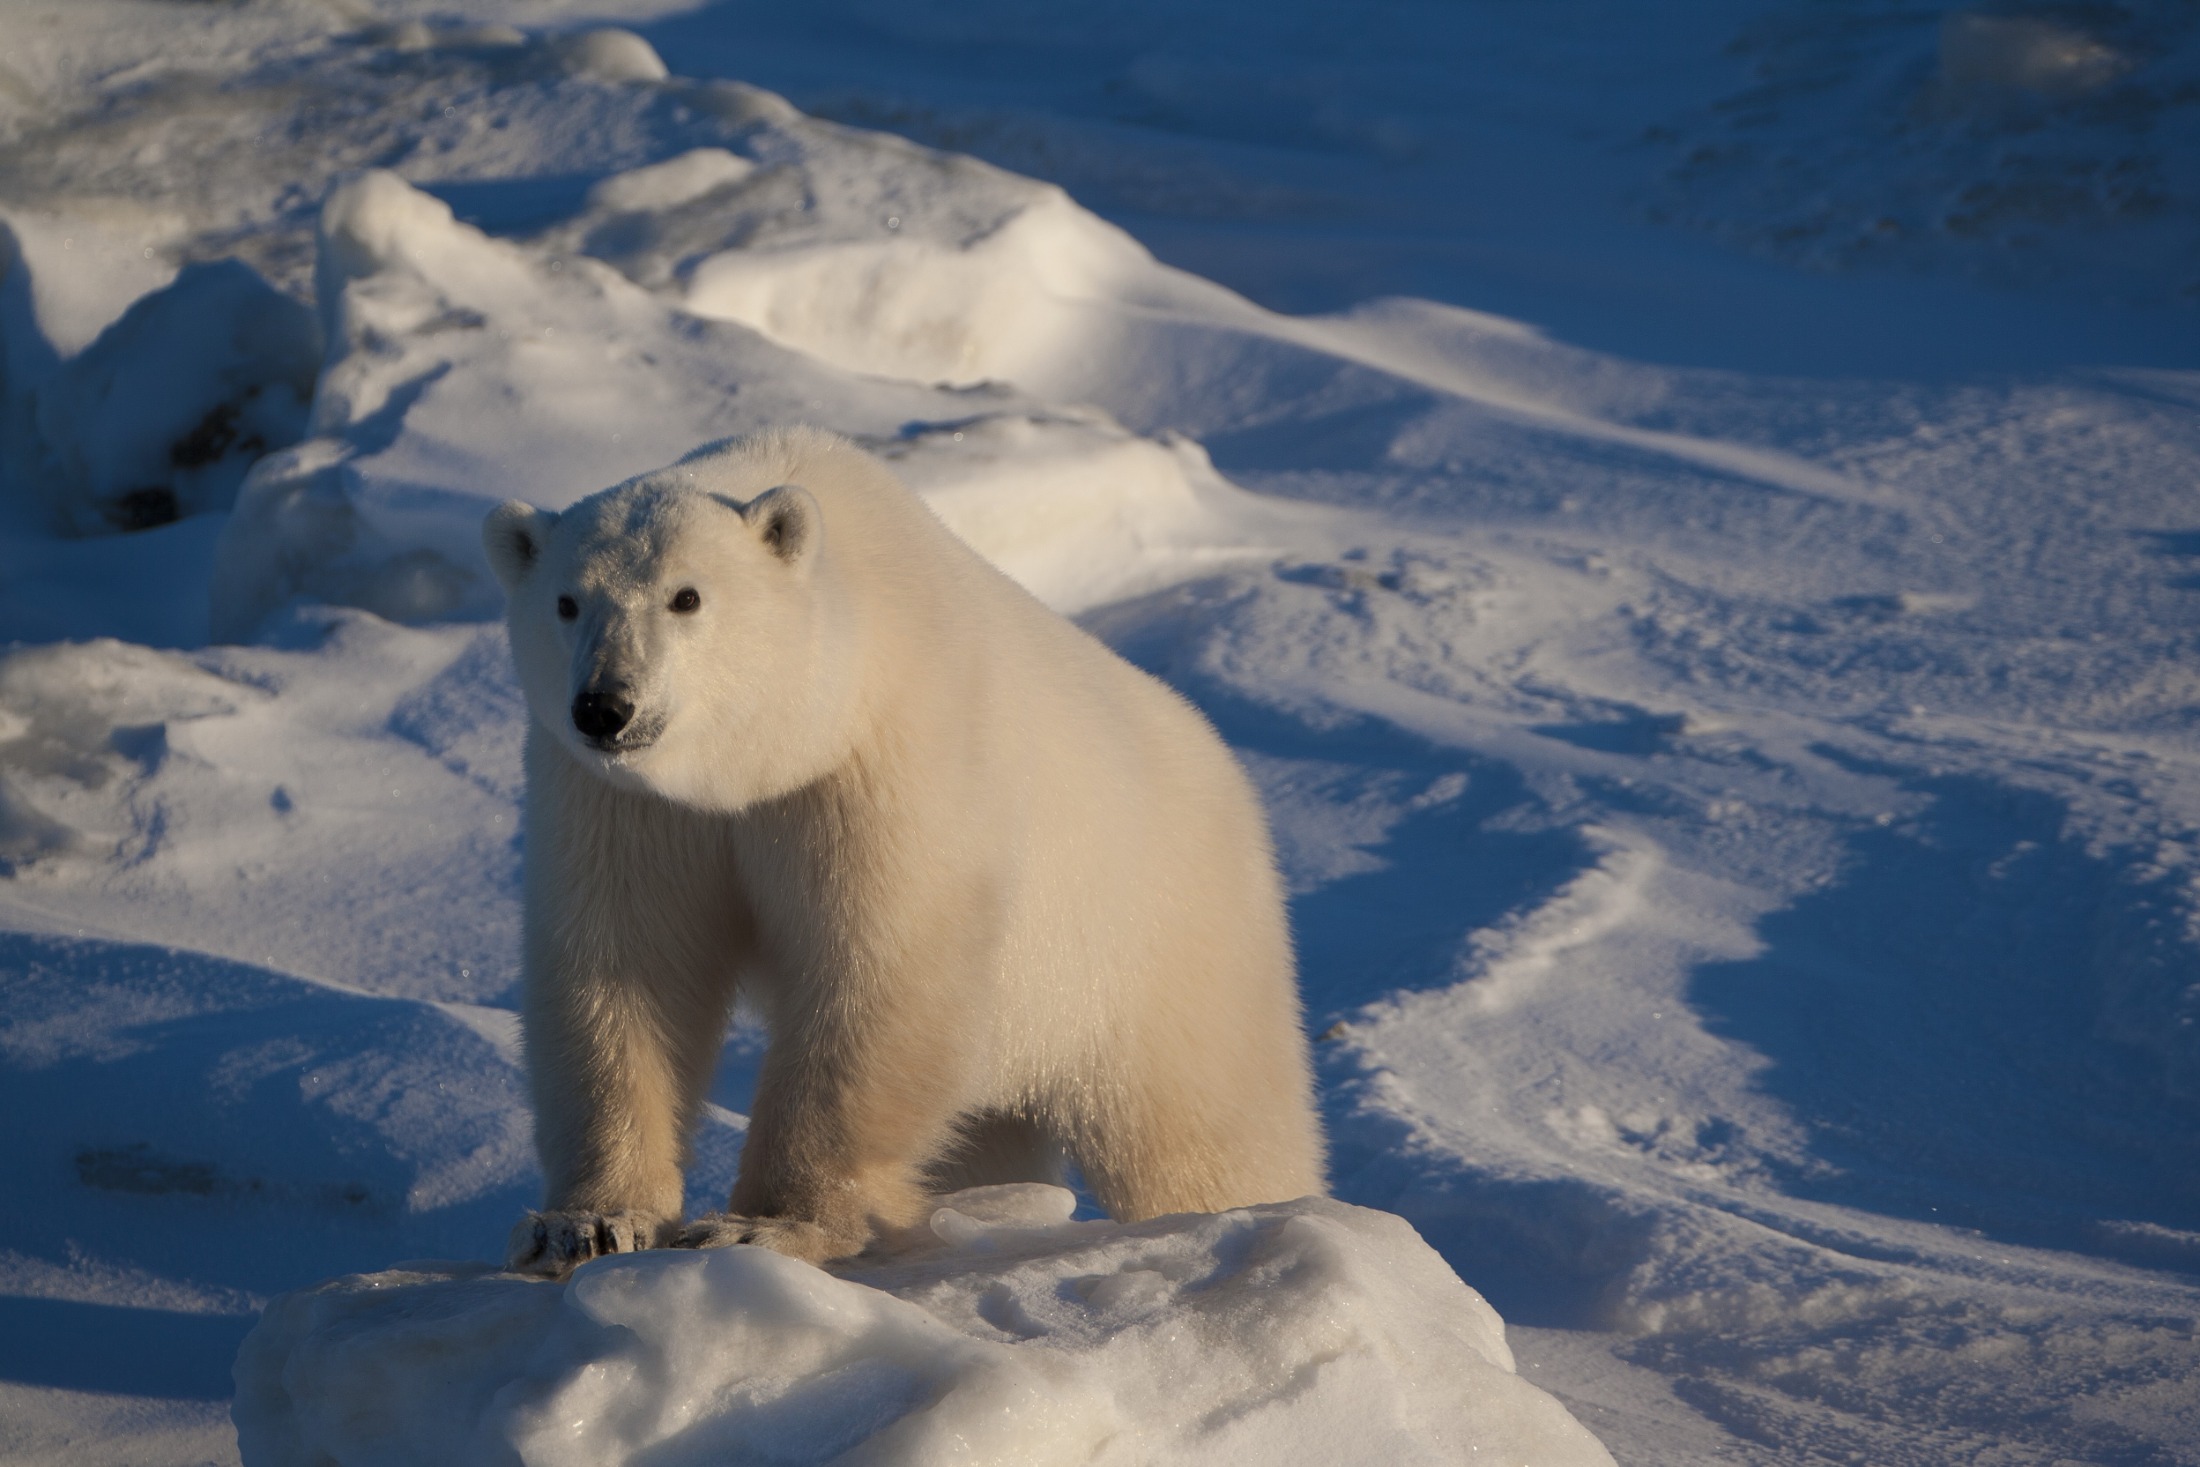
{"left": 234, "top": 1186, "right": 1613, "bottom": 1467}
{"left": 0, "top": 1, "right": 2197, "bottom": 1464}
{"left": 33, "top": 261, "right": 318, "bottom": 535}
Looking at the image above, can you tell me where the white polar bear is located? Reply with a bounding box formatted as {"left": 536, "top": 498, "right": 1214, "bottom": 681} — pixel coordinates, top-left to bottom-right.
{"left": 484, "top": 426, "right": 1324, "bottom": 1271}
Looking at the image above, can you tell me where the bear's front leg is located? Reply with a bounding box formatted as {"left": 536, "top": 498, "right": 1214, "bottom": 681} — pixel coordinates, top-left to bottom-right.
{"left": 507, "top": 936, "right": 731, "bottom": 1277}
{"left": 676, "top": 992, "right": 967, "bottom": 1265}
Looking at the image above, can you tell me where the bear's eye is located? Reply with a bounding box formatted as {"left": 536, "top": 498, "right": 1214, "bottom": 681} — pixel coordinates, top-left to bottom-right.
{"left": 670, "top": 587, "right": 701, "bottom": 614}
{"left": 556, "top": 596, "right": 578, "bottom": 621}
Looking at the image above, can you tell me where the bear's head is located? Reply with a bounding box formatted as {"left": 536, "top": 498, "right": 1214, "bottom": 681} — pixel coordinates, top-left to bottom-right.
{"left": 483, "top": 468, "right": 857, "bottom": 812}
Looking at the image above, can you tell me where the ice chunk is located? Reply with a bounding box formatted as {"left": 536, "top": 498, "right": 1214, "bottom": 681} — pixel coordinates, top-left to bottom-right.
{"left": 233, "top": 1194, "right": 1614, "bottom": 1467}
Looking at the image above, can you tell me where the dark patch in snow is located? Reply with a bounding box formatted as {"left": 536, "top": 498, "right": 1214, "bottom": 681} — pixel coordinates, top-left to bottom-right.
{"left": 168, "top": 399, "right": 263, "bottom": 471}
{"left": 103, "top": 486, "right": 180, "bottom": 532}
{"left": 76, "top": 1141, "right": 376, "bottom": 1210}
{"left": 77, "top": 1141, "right": 229, "bottom": 1197}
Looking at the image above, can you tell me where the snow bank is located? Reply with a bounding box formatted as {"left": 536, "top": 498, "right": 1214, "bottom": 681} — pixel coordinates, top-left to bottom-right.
{"left": 234, "top": 1187, "right": 1613, "bottom": 1467}
{"left": 550, "top": 87, "right": 1856, "bottom": 505}
{"left": 213, "top": 169, "right": 1288, "bottom": 639}
{"left": 0, "top": 618, "right": 538, "bottom": 1005}
{"left": 515, "top": 100, "right": 1154, "bottom": 390}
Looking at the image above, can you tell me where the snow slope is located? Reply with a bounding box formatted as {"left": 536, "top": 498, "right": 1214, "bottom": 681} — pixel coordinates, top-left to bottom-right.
{"left": 235, "top": 1187, "right": 1611, "bottom": 1467}
{"left": 1, "top": 1, "right": 2197, "bottom": 1463}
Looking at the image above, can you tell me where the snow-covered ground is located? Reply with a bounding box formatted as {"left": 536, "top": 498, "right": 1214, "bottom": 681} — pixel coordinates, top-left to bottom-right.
{"left": 1, "top": 1, "right": 2197, "bottom": 1462}
{"left": 235, "top": 1186, "right": 1612, "bottom": 1467}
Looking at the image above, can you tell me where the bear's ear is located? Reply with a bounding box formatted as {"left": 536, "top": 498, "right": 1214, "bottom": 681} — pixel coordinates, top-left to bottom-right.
{"left": 741, "top": 484, "right": 820, "bottom": 568}
{"left": 482, "top": 501, "right": 557, "bottom": 592}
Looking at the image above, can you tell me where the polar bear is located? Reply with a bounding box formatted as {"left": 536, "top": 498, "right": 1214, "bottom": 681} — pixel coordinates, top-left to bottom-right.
{"left": 484, "top": 426, "right": 1324, "bottom": 1272}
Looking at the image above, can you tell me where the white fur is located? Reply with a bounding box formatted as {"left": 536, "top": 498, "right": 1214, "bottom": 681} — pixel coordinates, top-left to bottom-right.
{"left": 486, "top": 427, "right": 1324, "bottom": 1272}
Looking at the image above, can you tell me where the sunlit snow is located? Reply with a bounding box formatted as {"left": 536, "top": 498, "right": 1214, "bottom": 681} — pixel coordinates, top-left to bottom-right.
{"left": 1, "top": 2, "right": 2197, "bottom": 1465}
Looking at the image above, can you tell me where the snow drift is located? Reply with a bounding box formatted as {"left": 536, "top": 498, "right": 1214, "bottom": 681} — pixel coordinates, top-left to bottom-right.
{"left": 209, "top": 168, "right": 1284, "bottom": 638}
{"left": 234, "top": 1186, "right": 1614, "bottom": 1467}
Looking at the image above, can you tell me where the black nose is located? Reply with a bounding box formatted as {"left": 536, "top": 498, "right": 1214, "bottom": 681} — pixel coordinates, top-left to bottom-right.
{"left": 571, "top": 691, "right": 634, "bottom": 742}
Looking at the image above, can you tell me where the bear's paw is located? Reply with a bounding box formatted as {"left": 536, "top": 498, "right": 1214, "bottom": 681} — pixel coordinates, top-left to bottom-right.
{"left": 505, "top": 1209, "right": 674, "bottom": 1275}
{"left": 674, "top": 1212, "right": 845, "bottom": 1265}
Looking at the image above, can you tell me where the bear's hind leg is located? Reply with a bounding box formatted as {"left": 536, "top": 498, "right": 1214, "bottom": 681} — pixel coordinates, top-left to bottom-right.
{"left": 1070, "top": 1071, "right": 1326, "bottom": 1223}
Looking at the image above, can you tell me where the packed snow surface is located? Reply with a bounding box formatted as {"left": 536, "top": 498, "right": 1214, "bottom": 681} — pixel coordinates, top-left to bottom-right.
{"left": 1, "top": 1, "right": 2198, "bottom": 1465}
{"left": 235, "top": 1186, "right": 1612, "bottom": 1467}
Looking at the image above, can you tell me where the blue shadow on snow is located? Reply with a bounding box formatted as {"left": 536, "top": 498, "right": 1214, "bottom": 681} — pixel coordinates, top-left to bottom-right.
{"left": 1689, "top": 761, "right": 2200, "bottom": 1266}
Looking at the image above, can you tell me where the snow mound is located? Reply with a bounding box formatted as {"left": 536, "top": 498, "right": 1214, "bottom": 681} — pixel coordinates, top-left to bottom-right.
{"left": 211, "top": 169, "right": 934, "bottom": 640}
{"left": 684, "top": 184, "right": 1151, "bottom": 387}
{"left": 6, "top": 255, "right": 316, "bottom": 535}
{"left": 542, "top": 108, "right": 1866, "bottom": 529}
{"left": 518, "top": 97, "right": 1113, "bottom": 372}
{"left": 871, "top": 411, "right": 1291, "bottom": 613}
{"left": 233, "top": 1187, "right": 1613, "bottom": 1467}
{"left": 213, "top": 169, "right": 1293, "bottom": 639}
{"left": 41, "top": 261, "right": 316, "bottom": 533}
{"left": 0, "top": 618, "right": 535, "bottom": 1002}
{"left": 540, "top": 29, "right": 669, "bottom": 86}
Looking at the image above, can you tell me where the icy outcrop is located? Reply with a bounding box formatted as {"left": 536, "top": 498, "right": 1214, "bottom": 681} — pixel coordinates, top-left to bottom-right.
{"left": 539, "top": 28, "right": 670, "bottom": 85}
{"left": 233, "top": 1186, "right": 1613, "bottom": 1467}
